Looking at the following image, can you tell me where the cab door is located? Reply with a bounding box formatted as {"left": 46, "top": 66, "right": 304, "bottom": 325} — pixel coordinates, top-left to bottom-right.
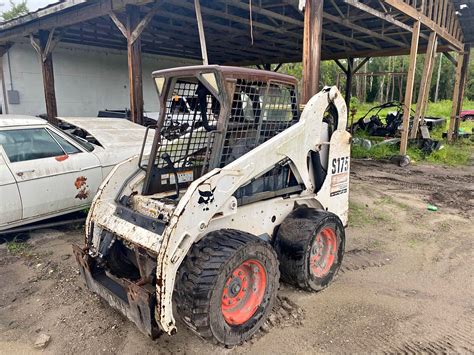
{"left": 0, "top": 145, "right": 22, "bottom": 228}
{"left": 0, "top": 126, "right": 102, "bottom": 221}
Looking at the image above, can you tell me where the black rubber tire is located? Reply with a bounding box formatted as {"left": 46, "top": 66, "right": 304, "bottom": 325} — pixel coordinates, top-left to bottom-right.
{"left": 175, "top": 229, "right": 279, "bottom": 346}
{"left": 275, "top": 206, "right": 345, "bottom": 291}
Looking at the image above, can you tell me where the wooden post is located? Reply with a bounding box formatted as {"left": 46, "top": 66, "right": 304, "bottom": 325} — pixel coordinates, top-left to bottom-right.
{"left": 126, "top": 5, "right": 143, "bottom": 125}
{"left": 454, "top": 45, "right": 470, "bottom": 136}
{"left": 302, "top": 0, "right": 323, "bottom": 104}
{"left": 434, "top": 53, "right": 442, "bottom": 102}
{"left": 400, "top": 21, "right": 421, "bottom": 156}
{"left": 410, "top": 32, "right": 437, "bottom": 138}
{"left": 33, "top": 30, "right": 58, "bottom": 126}
{"left": 345, "top": 57, "right": 354, "bottom": 109}
{"left": 110, "top": 3, "right": 162, "bottom": 125}
{"left": 448, "top": 46, "right": 469, "bottom": 142}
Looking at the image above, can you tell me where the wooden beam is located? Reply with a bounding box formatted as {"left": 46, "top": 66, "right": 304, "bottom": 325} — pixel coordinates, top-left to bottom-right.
{"left": 447, "top": 48, "right": 468, "bottom": 142}
{"left": 323, "top": 12, "right": 408, "bottom": 48}
{"left": 324, "top": 29, "right": 380, "bottom": 50}
{"left": 443, "top": 51, "right": 457, "bottom": 66}
{"left": 400, "top": 21, "right": 420, "bottom": 156}
{"left": 126, "top": 5, "right": 144, "bottom": 125}
{"left": 194, "top": 0, "right": 208, "bottom": 65}
{"left": 0, "top": 0, "right": 154, "bottom": 42}
{"left": 410, "top": 32, "right": 437, "bottom": 138}
{"left": 344, "top": 0, "right": 413, "bottom": 32}
{"left": 334, "top": 59, "right": 348, "bottom": 74}
{"left": 383, "top": 0, "right": 463, "bottom": 51}
{"left": 345, "top": 57, "right": 354, "bottom": 110}
{"left": 353, "top": 57, "right": 370, "bottom": 74}
{"left": 453, "top": 45, "right": 470, "bottom": 137}
{"left": 38, "top": 30, "right": 58, "bottom": 126}
{"left": 302, "top": 0, "right": 324, "bottom": 104}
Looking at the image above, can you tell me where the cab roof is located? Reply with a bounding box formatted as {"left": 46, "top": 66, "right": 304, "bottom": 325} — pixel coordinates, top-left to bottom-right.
{"left": 152, "top": 65, "right": 298, "bottom": 86}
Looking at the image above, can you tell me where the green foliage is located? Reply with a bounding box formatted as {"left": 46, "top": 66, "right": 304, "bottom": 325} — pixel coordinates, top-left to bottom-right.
{"left": 6, "top": 238, "right": 30, "bottom": 255}
{"left": 425, "top": 141, "right": 472, "bottom": 166}
{"left": 1, "top": 0, "right": 29, "bottom": 21}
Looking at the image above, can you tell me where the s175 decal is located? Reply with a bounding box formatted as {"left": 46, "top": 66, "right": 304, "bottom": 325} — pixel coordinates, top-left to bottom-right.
{"left": 331, "top": 156, "right": 349, "bottom": 174}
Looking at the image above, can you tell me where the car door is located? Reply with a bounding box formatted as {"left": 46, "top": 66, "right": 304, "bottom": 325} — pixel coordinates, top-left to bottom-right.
{"left": 0, "top": 143, "right": 22, "bottom": 228}
{"left": 0, "top": 126, "right": 102, "bottom": 221}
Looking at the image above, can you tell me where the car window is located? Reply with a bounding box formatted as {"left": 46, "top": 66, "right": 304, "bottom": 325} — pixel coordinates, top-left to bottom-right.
{"left": 0, "top": 128, "right": 65, "bottom": 163}
{"left": 47, "top": 129, "right": 81, "bottom": 155}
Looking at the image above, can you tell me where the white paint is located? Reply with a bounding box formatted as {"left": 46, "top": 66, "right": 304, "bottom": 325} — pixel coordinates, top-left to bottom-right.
{"left": 0, "top": 41, "right": 197, "bottom": 116}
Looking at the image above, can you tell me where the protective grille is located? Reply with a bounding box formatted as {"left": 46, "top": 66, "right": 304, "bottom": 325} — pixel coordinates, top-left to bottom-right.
{"left": 220, "top": 80, "right": 298, "bottom": 167}
{"left": 159, "top": 79, "right": 219, "bottom": 174}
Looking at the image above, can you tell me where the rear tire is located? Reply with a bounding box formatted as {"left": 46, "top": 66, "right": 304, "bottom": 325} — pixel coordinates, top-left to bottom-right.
{"left": 275, "top": 206, "right": 345, "bottom": 291}
{"left": 175, "top": 229, "right": 279, "bottom": 346}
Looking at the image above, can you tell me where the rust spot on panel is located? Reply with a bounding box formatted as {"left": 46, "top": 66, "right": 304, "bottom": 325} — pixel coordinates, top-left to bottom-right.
{"left": 75, "top": 176, "right": 89, "bottom": 200}
{"left": 55, "top": 154, "right": 69, "bottom": 162}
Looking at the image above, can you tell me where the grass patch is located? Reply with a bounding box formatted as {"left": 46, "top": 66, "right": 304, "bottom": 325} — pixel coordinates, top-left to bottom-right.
{"left": 6, "top": 238, "right": 31, "bottom": 255}
{"left": 349, "top": 201, "right": 369, "bottom": 228}
{"left": 349, "top": 201, "right": 390, "bottom": 227}
{"left": 375, "top": 195, "right": 410, "bottom": 210}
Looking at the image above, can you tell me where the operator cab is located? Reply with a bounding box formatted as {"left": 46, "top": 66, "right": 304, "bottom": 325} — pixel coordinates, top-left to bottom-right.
{"left": 140, "top": 66, "right": 302, "bottom": 202}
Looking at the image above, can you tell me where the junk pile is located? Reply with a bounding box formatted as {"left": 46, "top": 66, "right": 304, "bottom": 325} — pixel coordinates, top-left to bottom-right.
{"left": 350, "top": 101, "right": 446, "bottom": 137}
{"left": 350, "top": 101, "right": 445, "bottom": 156}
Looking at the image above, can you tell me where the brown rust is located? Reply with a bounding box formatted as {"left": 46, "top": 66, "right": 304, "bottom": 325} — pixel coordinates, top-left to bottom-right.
{"left": 74, "top": 176, "right": 89, "bottom": 200}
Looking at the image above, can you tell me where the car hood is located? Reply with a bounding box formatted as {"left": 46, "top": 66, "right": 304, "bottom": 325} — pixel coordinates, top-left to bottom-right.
{"left": 58, "top": 117, "right": 155, "bottom": 149}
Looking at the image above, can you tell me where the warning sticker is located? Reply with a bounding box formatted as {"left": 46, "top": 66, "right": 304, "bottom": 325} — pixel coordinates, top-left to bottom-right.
{"left": 161, "top": 170, "right": 194, "bottom": 185}
{"left": 330, "top": 172, "right": 349, "bottom": 197}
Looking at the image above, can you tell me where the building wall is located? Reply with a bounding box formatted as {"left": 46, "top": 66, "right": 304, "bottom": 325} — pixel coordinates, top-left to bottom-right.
{"left": 1, "top": 41, "right": 197, "bottom": 117}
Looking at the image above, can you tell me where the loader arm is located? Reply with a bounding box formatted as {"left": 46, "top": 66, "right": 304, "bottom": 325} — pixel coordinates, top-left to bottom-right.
{"left": 155, "top": 86, "right": 350, "bottom": 333}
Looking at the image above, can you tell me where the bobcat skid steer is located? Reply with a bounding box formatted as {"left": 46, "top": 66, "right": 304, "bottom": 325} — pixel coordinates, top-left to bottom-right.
{"left": 73, "top": 65, "right": 351, "bottom": 346}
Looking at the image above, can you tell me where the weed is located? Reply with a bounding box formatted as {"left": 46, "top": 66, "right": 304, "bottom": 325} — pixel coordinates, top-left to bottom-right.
{"left": 6, "top": 238, "right": 31, "bottom": 255}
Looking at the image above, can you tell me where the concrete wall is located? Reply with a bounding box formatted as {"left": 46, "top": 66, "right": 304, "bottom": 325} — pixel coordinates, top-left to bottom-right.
{"left": 1, "top": 41, "right": 197, "bottom": 117}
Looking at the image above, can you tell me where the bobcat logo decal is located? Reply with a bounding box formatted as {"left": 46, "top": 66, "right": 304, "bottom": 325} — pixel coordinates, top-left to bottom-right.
{"left": 198, "top": 186, "right": 216, "bottom": 211}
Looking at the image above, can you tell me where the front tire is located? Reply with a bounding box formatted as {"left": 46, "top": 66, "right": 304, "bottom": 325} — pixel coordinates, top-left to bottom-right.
{"left": 275, "top": 207, "right": 345, "bottom": 291}
{"left": 175, "top": 229, "right": 279, "bottom": 346}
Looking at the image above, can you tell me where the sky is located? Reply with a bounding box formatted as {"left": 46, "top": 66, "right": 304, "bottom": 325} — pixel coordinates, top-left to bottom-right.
{"left": 0, "top": 0, "right": 56, "bottom": 12}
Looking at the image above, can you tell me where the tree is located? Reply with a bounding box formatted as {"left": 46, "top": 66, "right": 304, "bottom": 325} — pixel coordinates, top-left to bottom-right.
{"left": 1, "top": 0, "right": 29, "bottom": 21}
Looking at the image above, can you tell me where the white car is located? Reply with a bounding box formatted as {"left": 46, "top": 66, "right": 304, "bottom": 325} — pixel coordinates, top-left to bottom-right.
{"left": 0, "top": 115, "right": 153, "bottom": 232}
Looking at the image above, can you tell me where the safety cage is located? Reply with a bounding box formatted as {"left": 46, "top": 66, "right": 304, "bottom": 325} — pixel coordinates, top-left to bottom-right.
{"left": 141, "top": 66, "right": 301, "bottom": 200}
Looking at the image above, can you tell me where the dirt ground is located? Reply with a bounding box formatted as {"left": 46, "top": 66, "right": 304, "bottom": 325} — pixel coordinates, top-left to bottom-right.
{"left": 1, "top": 159, "right": 473, "bottom": 354}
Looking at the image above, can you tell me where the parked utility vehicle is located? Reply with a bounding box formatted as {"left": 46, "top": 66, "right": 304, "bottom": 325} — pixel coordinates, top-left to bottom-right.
{"left": 74, "top": 66, "right": 351, "bottom": 346}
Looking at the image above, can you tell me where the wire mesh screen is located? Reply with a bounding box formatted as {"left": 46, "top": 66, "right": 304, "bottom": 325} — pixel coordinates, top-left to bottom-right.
{"left": 159, "top": 78, "right": 219, "bottom": 175}
{"left": 220, "top": 80, "right": 298, "bottom": 167}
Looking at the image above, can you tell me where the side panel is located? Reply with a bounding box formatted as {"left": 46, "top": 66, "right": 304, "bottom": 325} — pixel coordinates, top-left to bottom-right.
{"left": 0, "top": 147, "right": 22, "bottom": 227}
{"left": 10, "top": 153, "right": 102, "bottom": 219}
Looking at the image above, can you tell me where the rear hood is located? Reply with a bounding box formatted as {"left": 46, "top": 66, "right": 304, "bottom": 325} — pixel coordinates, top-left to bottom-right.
{"left": 58, "top": 117, "right": 155, "bottom": 149}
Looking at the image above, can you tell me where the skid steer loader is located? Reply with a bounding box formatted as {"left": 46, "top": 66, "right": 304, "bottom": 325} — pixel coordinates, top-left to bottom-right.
{"left": 73, "top": 65, "right": 351, "bottom": 346}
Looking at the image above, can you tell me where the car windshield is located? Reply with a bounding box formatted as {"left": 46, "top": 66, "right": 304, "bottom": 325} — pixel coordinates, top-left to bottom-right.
{"left": 60, "top": 128, "right": 95, "bottom": 152}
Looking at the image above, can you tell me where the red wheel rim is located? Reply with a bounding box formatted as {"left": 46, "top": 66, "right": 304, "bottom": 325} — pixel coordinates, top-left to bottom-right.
{"left": 221, "top": 259, "right": 267, "bottom": 325}
{"left": 310, "top": 227, "right": 337, "bottom": 278}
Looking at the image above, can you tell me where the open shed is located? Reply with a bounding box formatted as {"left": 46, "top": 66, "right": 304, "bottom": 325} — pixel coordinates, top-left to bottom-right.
{"left": 0, "top": 0, "right": 470, "bottom": 154}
